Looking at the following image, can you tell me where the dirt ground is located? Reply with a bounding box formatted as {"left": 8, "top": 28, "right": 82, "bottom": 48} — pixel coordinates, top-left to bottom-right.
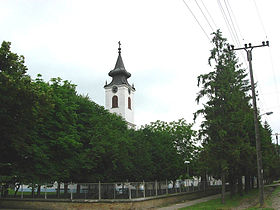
{"left": 270, "top": 185, "right": 280, "bottom": 210}
{"left": 233, "top": 185, "right": 278, "bottom": 210}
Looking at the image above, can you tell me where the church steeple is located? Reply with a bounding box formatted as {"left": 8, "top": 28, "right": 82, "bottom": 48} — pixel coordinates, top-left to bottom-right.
{"left": 104, "top": 42, "right": 134, "bottom": 89}
{"left": 104, "top": 42, "right": 136, "bottom": 129}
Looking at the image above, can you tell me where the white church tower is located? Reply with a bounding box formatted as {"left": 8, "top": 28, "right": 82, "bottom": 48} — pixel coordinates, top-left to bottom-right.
{"left": 104, "top": 42, "right": 136, "bottom": 129}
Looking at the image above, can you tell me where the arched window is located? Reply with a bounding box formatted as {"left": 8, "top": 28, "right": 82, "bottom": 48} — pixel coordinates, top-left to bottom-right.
{"left": 112, "top": 95, "right": 118, "bottom": 108}
{"left": 128, "top": 97, "right": 131, "bottom": 110}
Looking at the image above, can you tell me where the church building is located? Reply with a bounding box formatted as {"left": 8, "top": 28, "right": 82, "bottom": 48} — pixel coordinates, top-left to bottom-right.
{"left": 104, "top": 42, "right": 136, "bottom": 129}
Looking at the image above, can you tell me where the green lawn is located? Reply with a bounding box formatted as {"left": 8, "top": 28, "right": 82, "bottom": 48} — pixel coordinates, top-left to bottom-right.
{"left": 180, "top": 186, "right": 279, "bottom": 210}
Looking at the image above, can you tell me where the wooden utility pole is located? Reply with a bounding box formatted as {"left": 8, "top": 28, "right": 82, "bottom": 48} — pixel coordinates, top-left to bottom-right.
{"left": 230, "top": 41, "right": 269, "bottom": 207}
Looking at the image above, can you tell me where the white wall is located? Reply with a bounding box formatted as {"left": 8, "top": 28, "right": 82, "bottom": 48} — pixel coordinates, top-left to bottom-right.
{"left": 105, "top": 84, "right": 135, "bottom": 127}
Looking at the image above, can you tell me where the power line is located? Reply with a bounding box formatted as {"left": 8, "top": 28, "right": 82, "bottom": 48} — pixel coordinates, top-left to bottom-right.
{"left": 223, "top": 0, "right": 249, "bottom": 69}
{"left": 253, "top": 0, "right": 268, "bottom": 39}
{"left": 218, "top": 0, "right": 268, "bottom": 113}
{"left": 182, "top": 0, "right": 211, "bottom": 42}
{"left": 200, "top": 0, "right": 218, "bottom": 30}
{"left": 194, "top": 0, "right": 214, "bottom": 32}
{"left": 223, "top": 0, "right": 240, "bottom": 46}
{"left": 252, "top": 0, "right": 280, "bottom": 111}
{"left": 247, "top": 1, "right": 275, "bottom": 115}
{"left": 268, "top": 47, "right": 280, "bottom": 107}
{"left": 225, "top": 0, "right": 244, "bottom": 43}
{"left": 217, "top": 0, "right": 236, "bottom": 45}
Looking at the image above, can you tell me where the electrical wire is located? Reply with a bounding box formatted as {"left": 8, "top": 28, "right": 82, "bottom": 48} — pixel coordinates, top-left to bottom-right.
{"left": 194, "top": 0, "right": 214, "bottom": 32}
{"left": 223, "top": 0, "right": 240, "bottom": 47}
{"left": 268, "top": 47, "right": 280, "bottom": 107}
{"left": 225, "top": 0, "right": 244, "bottom": 44}
{"left": 223, "top": 0, "right": 248, "bottom": 69}
{"left": 182, "top": 0, "right": 212, "bottom": 42}
{"left": 217, "top": 0, "right": 237, "bottom": 46}
{"left": 200, "top": 0, "right": 218, "bottom": 30}
{"left": 252, "top": 0, "right": 268, "bottom": 39}
{"left": 251, "top": 0, "right": 280, "bottom": 117}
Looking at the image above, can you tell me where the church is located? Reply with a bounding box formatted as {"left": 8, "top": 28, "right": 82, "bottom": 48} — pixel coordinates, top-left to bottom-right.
{"left": 104, "top": 42, "right": 136, "bottom": 129}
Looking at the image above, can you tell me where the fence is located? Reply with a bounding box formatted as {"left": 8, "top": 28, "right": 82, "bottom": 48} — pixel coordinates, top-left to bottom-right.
{"left": 1, "top": 179, "right": 222, "bottom": 200}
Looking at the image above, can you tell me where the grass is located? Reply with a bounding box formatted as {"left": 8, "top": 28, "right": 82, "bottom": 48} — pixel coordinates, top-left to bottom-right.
{"left": 7, "top": 188, "right": 57, "bottom": 196}
{"left": 266, "top": 184, "right": 280, "bottom": 206}
{"left": 246, "top": 185, "right": 280, "bottom": 210}
{"left": 179, "top": 187, "right": 276, "bottom": 210}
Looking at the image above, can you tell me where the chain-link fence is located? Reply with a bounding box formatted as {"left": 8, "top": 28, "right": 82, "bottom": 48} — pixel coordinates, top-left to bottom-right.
{"left": 1, "top": 179, "right": 222, "bottom": 200}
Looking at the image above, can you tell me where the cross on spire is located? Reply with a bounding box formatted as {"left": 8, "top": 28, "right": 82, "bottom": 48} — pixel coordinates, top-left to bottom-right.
{"left": 118, "top": 41, "right": 121, "bottom": 54}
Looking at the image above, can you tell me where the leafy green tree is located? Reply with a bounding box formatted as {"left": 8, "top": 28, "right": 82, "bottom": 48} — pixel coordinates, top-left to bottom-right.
{"left": 136, "top": 119, "right": 195, "bottom": 181}
{"left": 0, "top": 41, "right": 36, "bottom": 183}
{"left": 147, "top": 119, "right": 196, "bottom": 162}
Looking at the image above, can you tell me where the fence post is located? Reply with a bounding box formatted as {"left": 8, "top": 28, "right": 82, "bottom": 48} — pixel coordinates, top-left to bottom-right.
{"left": 98, "top": 181, "right": 101, "bottom": 200}
{"left": 166, "top": 180, "right": 168, "bottom": 195}
{"left": 155, "top": 180, "right": 158, "bottom": 196}
{"left": 193, "top": 180, "right": 194, "bottom": 192}
{"left": 143, "top": 181, "right": 145, "bottom": 198}
{"left": 129, "top": 183, "right": 132, "bottom": 200}
{"left": 44, "top": 185, "right": 47, "bottom": 199}
{"left": 70, "top": 183, "right": 73, "bottom": 200}
{"left": 113, "top": 183, "right": 116, "bottom": 199}
{"left": 21, "top": 184, "right": 23, "bottom": 199}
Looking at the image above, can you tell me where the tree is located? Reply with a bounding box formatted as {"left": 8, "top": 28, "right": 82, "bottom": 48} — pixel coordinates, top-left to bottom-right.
{"left": 0, "top": 41, "right": 33, "bottom": 180}
{"left": 134, "top": 119, "right": 196, "bottom": 181}
{"left": 261, "top": 121, "right": 280, "bottom": 184}
{"left": 195, "top": 30, "right": 251, "bottom": 203}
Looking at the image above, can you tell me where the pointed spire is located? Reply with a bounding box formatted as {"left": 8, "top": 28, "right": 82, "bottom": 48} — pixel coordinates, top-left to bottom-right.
{"left": 114, "top": 41, "right": 126, "bottom": 71}
{"left": 104, "top": 42, "right": 134, "bottom": 89}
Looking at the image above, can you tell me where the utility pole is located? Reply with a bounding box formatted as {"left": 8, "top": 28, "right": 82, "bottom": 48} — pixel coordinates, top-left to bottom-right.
{"left": 229, "top": 41, "right": 269, "bottom": 207}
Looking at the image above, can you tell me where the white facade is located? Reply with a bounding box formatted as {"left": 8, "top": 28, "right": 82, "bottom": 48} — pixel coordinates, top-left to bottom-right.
{"left": 105, "top": 84, "right": 135, "bottom": 128}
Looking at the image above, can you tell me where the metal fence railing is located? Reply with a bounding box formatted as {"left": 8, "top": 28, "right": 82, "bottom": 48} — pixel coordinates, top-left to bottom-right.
{"left": 0, "top": 179, "right": 222, "bottom": 200}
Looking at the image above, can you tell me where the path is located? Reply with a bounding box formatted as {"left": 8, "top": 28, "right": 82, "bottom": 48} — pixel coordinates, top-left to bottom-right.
{"left": 271, "top": 185, "right": 280, "bottom": 209}
{"left": 156, "top": 193, "right": 224, "bottom": 210}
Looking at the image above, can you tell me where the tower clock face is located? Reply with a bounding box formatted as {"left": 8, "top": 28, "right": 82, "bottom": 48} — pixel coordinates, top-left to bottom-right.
{"left": 112, "top": 86, "right": 118, "bottom": 93}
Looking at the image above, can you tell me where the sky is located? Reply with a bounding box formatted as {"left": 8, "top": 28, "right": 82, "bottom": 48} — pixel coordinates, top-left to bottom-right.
{"left": 1, "top": 0, "right": 279, "bottom": 140}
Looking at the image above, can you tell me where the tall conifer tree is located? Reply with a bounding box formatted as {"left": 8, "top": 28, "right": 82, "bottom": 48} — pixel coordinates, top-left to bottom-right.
{"left": 195, "top": 30, "right": 251, "bottom": 203}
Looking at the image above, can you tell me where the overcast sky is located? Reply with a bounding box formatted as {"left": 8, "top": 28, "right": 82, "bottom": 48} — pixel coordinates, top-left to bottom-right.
{"left": 1, "top": 0, "right": 279, "bottom": 139}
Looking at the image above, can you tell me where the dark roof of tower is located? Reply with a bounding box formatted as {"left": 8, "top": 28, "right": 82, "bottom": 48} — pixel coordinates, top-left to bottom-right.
{"left": 104, "top": 42, "right": 134, "bottom": 89}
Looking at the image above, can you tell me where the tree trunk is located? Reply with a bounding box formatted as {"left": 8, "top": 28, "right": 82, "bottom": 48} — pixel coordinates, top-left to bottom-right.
{"left": 14, "top": 184, "right": 20, "bottom": 197}
{"left": 64, "top": 183, "right": 68, "bottom": 195}
{"left": 229, "top": 175, "right": 235, "bottom": 198}
{"left": 201, "top": 172, "right": 207, "bottom": 190}
{"left": 37, "top": 185, "right": 41, "bottom": 197}
{"left": 4, "top": 184, "right": 9, "bottom": 197}
{"left": 77, "top": 184, "right": 81, "bottom": 195}
{"left": 221, "top": 172, "right": 226, "bottom": 204}
{"left": 31, "top": 185, "right": 35, "bottom": 198}
{"left": 251, "top": 176, "right": 255, "bottom": 189}
{"left": 237, "top": 176, "right": 243, "bottom": 196}
{"left": 245, "top": 175, "right": 250, "bottom": 193}
{"left": 56, "top": 182, "right": 60, "bottom": 198}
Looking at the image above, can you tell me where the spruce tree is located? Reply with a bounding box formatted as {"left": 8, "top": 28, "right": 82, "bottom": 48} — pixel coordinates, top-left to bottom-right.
{"left": 195, "top": 30, "right": 251, "bottom": 203}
